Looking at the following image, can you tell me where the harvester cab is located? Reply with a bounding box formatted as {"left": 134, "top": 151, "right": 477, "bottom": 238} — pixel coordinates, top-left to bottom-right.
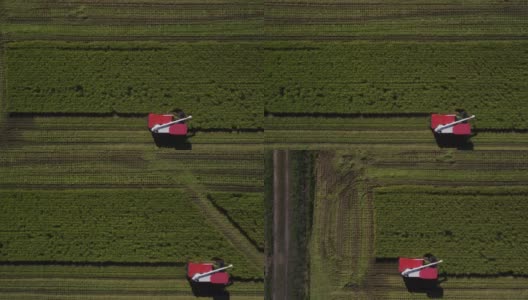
{"left": 148, "top": 112, "right": 192, "bottom": 136}
{"left": 187, "top": 262, "right": 233, "bottom": 285}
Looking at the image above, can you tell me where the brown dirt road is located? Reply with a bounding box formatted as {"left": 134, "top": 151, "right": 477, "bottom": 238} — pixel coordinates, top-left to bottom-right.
{"left": 272, "top": 150, "right": 290, "bottom": 300}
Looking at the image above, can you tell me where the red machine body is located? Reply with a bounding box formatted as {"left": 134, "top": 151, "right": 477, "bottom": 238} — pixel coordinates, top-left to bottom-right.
{"left": 399, "top": 257, "right": 440, "bottom": 280}
{"left": 431, "top": 114, "right": 473, "bottom": 135}
{"left": 148, "top": 113, "right": 189, "bottom": 136}
{"left": 187, "top": 262, "right": 231, "bottom": 285}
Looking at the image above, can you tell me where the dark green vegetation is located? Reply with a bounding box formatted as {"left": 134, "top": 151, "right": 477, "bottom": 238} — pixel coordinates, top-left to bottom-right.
{"left": 0, "top": 138, "right": 264, "bottom": 297}
{"left": 1, "top": 5, "right": 265, "bottom": 290}
{"left": 2, "top": 0, "right": 528, "bottom": 298}
{"left": 263, "top": 150, "right": 273, "bottom": 300}
{"left": 0, "top": 116, "right": 264, "bottom": 297}
{"left": 208, "top": 192, "right": 264, "bottom": 250}
{"left": 308, "top": 150, "right": 528, "bottom": 299}
{"left": 264, "top": 41, "right": 528, "bottom": 129}
{"left": 0, "top": 189, "right": 260, "bottom": 278}
{"left": 287, "top": 151, "right": 315, "bottom": 300}
{"left": 0, "top": 2, "right": 265, "bottom": 295}
{"left": 7, "top": 41, "right": 262, "bottom": 129}
{"left": 375, "top": 186, "right": 528, "bottom": 275}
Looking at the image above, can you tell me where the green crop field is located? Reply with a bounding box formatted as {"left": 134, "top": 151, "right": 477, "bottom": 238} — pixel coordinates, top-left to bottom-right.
{"left": 264, "top": 41, "right": 528, "bottom": 130}
{"left": 299, "top": 150, "right": 528, "bottom": 299}
{"left": 375, "top": 186, "right": 528, "bottom": 275}
{"left": 0, "top": 189, "right": 261, "bottom": 277}
{"left": 0, "top": 129, "right": 265, "bottom": 297}
{"left": 1, "top": 12, "right": 266, "bottom": 295}
{"left": 1, "top": 0, "right": 263, "bottom": 39}
{"left": 208, "top": 192, "right": 265, "bottom": 251}
{"left": 6, "top": 41, "right": 262, "bottom": 129}
{"left": 264, "top": 0, "right": 528, "bottom": 38}
{"left": 2, "top": 0, "right": 528, "bottom": 298}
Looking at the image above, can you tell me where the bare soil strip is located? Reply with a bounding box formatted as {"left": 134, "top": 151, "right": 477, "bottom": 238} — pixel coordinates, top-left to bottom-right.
{"left": 272, "top": 150, "right": 291, "bottom": 300}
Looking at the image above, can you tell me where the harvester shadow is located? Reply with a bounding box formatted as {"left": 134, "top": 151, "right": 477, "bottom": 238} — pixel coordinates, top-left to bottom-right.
{"left": 433, "top": 131, "right": 475, "bottom": 150}
{"left": 189, "top": 281, "right": 231, "bottom": 300}
{"left": 403, "top": 276, "right": 446, "bottom": 298}
{"left": 151, "top": 132, "right": 194, "bottom": 150}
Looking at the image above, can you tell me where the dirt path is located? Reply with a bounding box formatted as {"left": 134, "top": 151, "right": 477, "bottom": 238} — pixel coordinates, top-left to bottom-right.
{"left": 272, "top": 150, "right": 291, "bottom": 300}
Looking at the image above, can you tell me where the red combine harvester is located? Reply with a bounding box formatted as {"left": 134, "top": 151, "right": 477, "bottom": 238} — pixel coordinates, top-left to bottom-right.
{"left": 148, "top": 113, "right": 192, "bottom": 136}
{"left": 431, "top": 113, "right": 475, "bottom": 136}
{"left": 187, "top": 262, "right": 233, "bottom": 285}
{"left": 399, "top": 257, "right": 443, "bottom": 280}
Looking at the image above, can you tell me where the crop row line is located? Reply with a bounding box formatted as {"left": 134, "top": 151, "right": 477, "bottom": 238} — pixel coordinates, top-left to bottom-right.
{"left": 5, "top": 34, "right": 528, "bottom": 42}
{"left": 7, "top": 15, "right": 263, "bottom": 25}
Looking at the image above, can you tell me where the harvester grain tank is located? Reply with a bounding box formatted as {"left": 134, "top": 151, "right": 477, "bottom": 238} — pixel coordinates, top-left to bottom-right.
{"left": 187, "top": 262, "right": 233, "bottom": 285}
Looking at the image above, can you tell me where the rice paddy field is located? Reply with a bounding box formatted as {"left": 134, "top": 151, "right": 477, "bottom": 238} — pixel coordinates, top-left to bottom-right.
{"left": 263, "top": 1, "right": 528, "bottom": 300}
{"left": 1, "top": 0, "right": 528, "bottom": 299}
{"left": 0, "top": 1, "right": 264, "bottom": 298}
{"left": 305, "top": 148, "right": 528, "bottom": 300}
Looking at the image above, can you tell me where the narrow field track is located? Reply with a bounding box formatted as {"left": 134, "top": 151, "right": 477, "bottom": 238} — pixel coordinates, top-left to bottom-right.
{"left": 271, "top": 150, "right": 290, "bottom": 300}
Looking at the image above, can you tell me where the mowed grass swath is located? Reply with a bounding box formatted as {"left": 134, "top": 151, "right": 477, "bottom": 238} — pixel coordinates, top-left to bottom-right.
{"left": 6, "top": 41, "right": 263, "bottom": 129}
{"left": 264, "top": 41, "right": 528, "bottom": 129}
{"left": 374, "top": 186, "right": 528, "bottom": 275}
{"left": 0, "top": 189, "right": 261, "bottom": 279}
